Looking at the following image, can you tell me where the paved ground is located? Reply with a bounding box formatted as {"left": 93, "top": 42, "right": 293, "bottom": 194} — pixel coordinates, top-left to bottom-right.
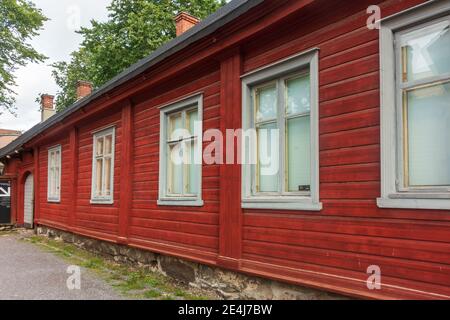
{"left": 0, "top": 232, "right": 123, "bottom": 300}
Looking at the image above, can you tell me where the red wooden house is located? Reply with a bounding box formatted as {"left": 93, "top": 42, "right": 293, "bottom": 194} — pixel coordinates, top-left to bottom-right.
{"left": 1, "top": 0, "right": 449, "bottom": 299}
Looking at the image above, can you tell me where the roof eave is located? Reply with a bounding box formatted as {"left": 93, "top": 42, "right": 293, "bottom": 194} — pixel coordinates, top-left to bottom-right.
{"left": 0, "top": 0, "right": 265, "bottom": 160}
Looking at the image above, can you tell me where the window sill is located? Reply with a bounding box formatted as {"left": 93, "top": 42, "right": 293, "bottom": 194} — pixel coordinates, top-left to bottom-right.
{"left": 90, "top": 199, "right": 114, "bottom": 205}
{"left": 157, "top": 199, "right": 204, "bottom": 207}
{"left": 47, "top": 198, "right": 60, "bottom": 203}
{"left": 377, "top": 197, "right": 450, "bottom": 210}
{"left": 242, "top": 198, "right": 322, "bottom": 211}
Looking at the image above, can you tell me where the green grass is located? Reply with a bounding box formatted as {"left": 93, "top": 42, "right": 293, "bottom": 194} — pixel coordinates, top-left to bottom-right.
{"left": 144, "top": 289, "right": 162, "bottom": 299}
{"left": 20, "top": 234, "right": 211, "bottom": 300}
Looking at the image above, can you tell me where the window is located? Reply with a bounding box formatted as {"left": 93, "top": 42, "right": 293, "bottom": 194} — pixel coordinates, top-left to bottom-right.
{"left": 47, "top": 145, "right": 61, "bottom": 202}
{"left": 158, "top": 94, "right": 203, "bottom": 206}
{"left": 91, "top": 127, "right": 115, "bottom": 204}
{"left": 242, "top": 49, "right": 321, "bottom": 211}
{"left": 378, "top": 1, "right": 450, "bottom": 209}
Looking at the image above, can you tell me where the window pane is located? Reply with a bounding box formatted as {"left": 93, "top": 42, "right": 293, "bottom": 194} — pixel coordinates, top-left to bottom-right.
{"left": 96, "top": 159, "right": 103, "bottom": 196}
{"left": 169, "top": 113, "right": 183, "bottom": 141}
{"left": 402, "top": 20, "right": 450, "bottom": 82}
{"left": 55, "top": 166, "right": 60, "bottom": 195}
{"left": 55, "top": 150, "right": 60, "bottom": 162}
{"left": 287, "top": 116, "right": 311, "bottom": 192}
{"left": 187, "top": 141, "right": 199, "bottom": 195}
{"left": 187, "top": 110, "right": 198, "bottom": 137}
{"left": 104, "top": 157, "right": 111, "bottom": 196}
{"left": 104, "top": 135, "right": 112, "bottom": 155}
{"left": 96, "top": 137, "right": 104, "bottom": 156}
{"left": 54, "top": 168, "right": 57, "bottom": 195}
{"left": 256, "top": 85, "right": 277, "bottom": 122}
{"left": 49, "top": 168, "right": 54, "bottom": 195}
{"left": 406, "top": 83, "right": 450, "bottom": 186}
{"left": 257, "top": 122, "right": 279, "bottom": 192}
{"left": 286, "top": 75, "right": 310, "bottom": 115}
{"left": 168, "top": 145, "right": 183, "bottom": 194}
{"left": 50, "top": 152, "right": 55, "bottom": 169}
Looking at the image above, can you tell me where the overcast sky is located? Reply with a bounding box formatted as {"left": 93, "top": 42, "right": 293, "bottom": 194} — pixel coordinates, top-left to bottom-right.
{"left": 0, "top": 0, "right": 112, "bottom": 132}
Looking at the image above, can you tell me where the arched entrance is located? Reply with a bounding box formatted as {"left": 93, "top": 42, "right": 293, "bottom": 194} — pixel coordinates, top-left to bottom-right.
{"left": 23, "top": 174, "right": 34, "bottom": 228}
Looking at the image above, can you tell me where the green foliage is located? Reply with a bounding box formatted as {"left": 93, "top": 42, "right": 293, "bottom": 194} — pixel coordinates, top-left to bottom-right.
{"left": 0, "top": 0, "right": 47, "bottom": 115}
{"left": 53, "top": 0, "right": 226, "bottom": 111}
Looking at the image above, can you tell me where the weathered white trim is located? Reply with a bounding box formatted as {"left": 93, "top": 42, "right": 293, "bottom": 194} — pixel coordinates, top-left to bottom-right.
{"left": 378, "top": 0, "right": 450, "bottom": 210}
{"left": 242, "top": 199, "right": 322, "bottom": 211}
{"left": 381, "top": 0, "right": 450, "bottom": 28}
{"left": 240, "top": 47, "right": 320, "bottom": 79}
{"left": 47, "top": 145, "right": 62, "bottom": 203}
{"left": 158, "top": 93, "right": 203, "bottom": 207}
{"left": 90, "top": 126, "right": 115, "bottom": 205}
{"left": 241, "top": 49, "right": 321, "bottom": 211}
{"left": 377, "top": 198, "right": 450, "bottom": 210}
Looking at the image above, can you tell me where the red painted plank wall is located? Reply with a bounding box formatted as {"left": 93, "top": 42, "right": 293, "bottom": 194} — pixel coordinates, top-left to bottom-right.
{"left": 5, "top": 0, "right": 450, "bottom": 299}
{"left": 130, "top": 65, "right": 221, "bottom": 257}
{"left": 239, "top": 0, "right": 450, "bottom": 298}
{"left": 38, "top": 137, "right": 70, "bottom": 225}
{"left": 74, "top": 112, "right": 122, "bottom": 235}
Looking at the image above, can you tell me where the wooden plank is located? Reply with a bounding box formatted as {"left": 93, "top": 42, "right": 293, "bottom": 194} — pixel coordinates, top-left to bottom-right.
{"left": 130, "top": 217, "right": 219, "bottom": 237}
{"left": 218, "top": 50, "right": 243, "bottom": 269}
{"left": 242, "top": 240, "right": 450, "bottom": 285}
{"left": 118, "top": 100, "right": 133, "bottom": 243}
{"left": 68, "top": 128, "right": 78, "bottom": 227}
{"left": 320, "top": 54, "right": 379, "bottom": 86}
{"left": 244, "top": 214, "right": 450, "bottom": 243}
{"left": 320, "top": 145, "right": 380, "bottom": 167}
{"left": 320, "top": 126, "right": 379, "bottom": 151}
{"left": 244, "top": 226, "right": 450, "bottom": 264}
{"left": 320, "top": 163, "right": 380, "bottom": 183}
{"left": 129, "top": 226, "right": 218, "bottom": 250}
{"left": 320, "top": 107, "right": 379, "bottom": 134}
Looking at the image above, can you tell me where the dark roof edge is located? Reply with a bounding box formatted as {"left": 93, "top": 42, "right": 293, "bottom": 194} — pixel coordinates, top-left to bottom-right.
{"left": 0, "top": 0, "right": 264, "bottom": 159}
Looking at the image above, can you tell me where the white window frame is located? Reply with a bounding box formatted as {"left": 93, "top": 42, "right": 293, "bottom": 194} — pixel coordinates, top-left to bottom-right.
{"left": 378, "top": 0, "right": 450, "bottom": 210}
{"left": 47, "top": 145, "right": 62, "bottom": 202}
{"left": 158, "top": 93, "right": 204, "bottom": 207}
{"left": 241, "top": 49, "right": 321, "bottom": 211}
{"left": 91, "top": 126, "right": 115, "bottom": 204}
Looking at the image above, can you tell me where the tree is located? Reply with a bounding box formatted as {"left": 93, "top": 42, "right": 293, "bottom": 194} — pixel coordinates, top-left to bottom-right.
{"left": 53, "top": 0, "right": 226, "bottom": 111}
{"left": 0, "top": 0, "right": 47, "bottom": 115}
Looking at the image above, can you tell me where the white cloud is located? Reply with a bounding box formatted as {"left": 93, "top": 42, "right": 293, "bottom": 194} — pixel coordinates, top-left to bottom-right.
{"left": 0, "top": 0, "right": 111, "bottom": 131}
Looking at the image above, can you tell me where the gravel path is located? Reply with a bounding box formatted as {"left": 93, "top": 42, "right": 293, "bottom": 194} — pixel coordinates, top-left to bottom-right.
{"left": 0, "top": 232, "right": 123, "bottom": 300}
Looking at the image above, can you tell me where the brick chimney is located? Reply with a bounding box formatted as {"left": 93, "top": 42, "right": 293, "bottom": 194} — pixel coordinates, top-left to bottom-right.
{"left": 174, "top": 12, "right": 200, "bottom": 36}
{"left": 41, "top": 94, "right": 55, "bottom": 122}
{"left": 76, "top": 80, "right": 93, "bottom": 100}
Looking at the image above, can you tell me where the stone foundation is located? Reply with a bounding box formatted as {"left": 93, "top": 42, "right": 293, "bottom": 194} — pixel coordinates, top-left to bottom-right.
{"left": 36, "top": 225, "right": 345, "bottom": 300}
{"left": 0, "top": 225, "right": 14, "bottom": 231}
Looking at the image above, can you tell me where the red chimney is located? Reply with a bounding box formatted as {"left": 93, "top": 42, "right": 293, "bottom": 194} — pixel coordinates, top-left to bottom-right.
{"left": 76, "top": 80, "right": 93, "bottom": 100}
{"left": 174, "top": 12, "right": 200, "bottom": 36}
{"left": 41, "top": 94, "right": 55, "bottom": 122}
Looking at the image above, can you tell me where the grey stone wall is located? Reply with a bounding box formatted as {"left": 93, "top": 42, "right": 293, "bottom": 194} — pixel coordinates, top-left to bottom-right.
{"left": 36, "top": 225, "right": 346, "bottom": 300}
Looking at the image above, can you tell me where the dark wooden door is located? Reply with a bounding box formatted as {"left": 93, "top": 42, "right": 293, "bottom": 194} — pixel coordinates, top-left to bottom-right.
{"left": 0, "top": 181, "right": 11, "bottom": 224}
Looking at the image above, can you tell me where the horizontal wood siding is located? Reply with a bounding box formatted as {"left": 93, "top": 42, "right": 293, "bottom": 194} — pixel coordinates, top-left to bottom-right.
{"left": 38, "top": 137, "right": 70, "bottom": 225}
{"left": 241, "top": 0, "right": 450, "bottom": 298}
{"left": 75, "top": 112, "right": 122, "bottom": 234}
{"left": 130, "top": 66, "right": 221, "bottom": 254}
{"left": 5, "top": 0, "right": 448, "bottom": 299}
